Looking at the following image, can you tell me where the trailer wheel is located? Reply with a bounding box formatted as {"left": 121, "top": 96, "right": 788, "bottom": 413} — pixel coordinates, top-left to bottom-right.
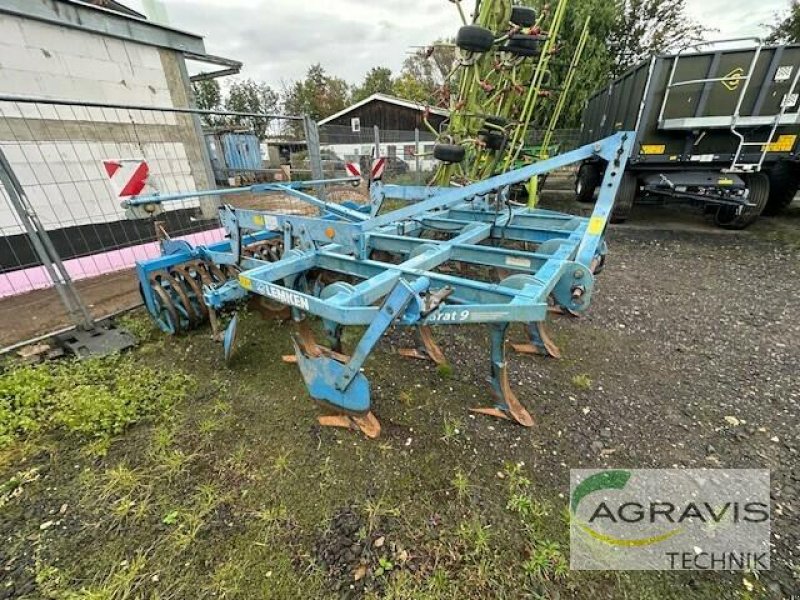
{"left": 713, "top": 173, "right": 770, "bottom": 229}
{"left": 610, "top": 172, "right": 638, "bottom": 223}
{"left": 763, "top": 161, "right": 799, "bottom": 215}
{"left": 434, "top": 143, "right": 466, "bottom": 164}
{"left": 575, "top": 164, "right": 600, "bottom": 203}
{"left": 456, "top": 25, "right": 495, "bottom": 53}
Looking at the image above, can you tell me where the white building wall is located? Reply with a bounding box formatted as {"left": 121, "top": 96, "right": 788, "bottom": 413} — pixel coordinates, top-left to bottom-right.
{"left": 0, "top": 13, "right": 200, "bottom": 236}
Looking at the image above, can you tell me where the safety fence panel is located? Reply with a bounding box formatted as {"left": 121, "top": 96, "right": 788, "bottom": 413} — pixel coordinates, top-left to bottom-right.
{"left": 0, "top": 98, "right": 310, "bottom": 347}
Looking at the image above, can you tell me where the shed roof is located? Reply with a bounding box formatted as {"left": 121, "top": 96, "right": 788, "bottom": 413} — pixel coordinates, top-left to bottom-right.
{"left": 318, "top": 93, "right": 449, "bottom": 126}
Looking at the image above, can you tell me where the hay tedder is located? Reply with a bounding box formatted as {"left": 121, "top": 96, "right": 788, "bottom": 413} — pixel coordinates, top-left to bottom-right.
{"left": 129, "top": 132, "right": 633, "bottom": 437}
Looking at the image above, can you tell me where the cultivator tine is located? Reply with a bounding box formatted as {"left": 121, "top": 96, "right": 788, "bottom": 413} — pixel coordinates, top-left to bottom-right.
{"left": 399, "top": 326, "right": 448, "bottom": 365}
{"left": 223, "top": 313, "right": 239, "bottom": 363}
{"left": 471, "top": 324, "right": 534, "bottom": 427}
{"left": 511, "top": 321, "right": 561, "bottom": 359}
{"left": 283, "top": 320, "right": 350, "bottom": 363}
{"left": 317, "top": 412, "right": 381, "bottom": 439}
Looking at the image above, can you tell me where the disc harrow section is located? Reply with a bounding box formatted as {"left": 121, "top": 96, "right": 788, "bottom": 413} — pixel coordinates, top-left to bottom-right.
{"left": 139, "top": 238, "right": 285, "bottom": 335}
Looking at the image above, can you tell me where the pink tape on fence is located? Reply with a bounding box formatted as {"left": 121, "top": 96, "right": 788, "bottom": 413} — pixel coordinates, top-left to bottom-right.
{"left": 0, "top": 228, "right": 224, "bottom": 299}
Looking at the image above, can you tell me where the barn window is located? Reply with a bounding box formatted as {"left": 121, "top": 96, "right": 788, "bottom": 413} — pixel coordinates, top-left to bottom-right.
{"left": 351, "top": 118, "right": 361, "bottom": 132}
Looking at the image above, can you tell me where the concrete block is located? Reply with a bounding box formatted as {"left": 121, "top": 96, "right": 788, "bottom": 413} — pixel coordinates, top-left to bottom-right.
{"left": 0, "top": 15, "right": 26, "bottom": 46}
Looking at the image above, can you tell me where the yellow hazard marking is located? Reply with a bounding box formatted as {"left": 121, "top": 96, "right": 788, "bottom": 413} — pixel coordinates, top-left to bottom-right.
{"left": 721, "top": 67, "right": 745, "bottom": 91}
{"left": 764, "top": 134, "right": 797, "bottom": 152}
{"left": 718, "top": 178, "right": 734, "bottom": 185}
{"left": 253, "top": 215, "right": 265, "bottom": 226}
{"left": 669, "top": 155, "right": 678, "bottom": 161}
{"left": 640, "top": 144, "right": 665, "bottom": 155}
{"left": 587, "top": 216, "right": 605, "bottom": 235}
{"left": 239, "top": 275, "right": 252, "bottom": 290}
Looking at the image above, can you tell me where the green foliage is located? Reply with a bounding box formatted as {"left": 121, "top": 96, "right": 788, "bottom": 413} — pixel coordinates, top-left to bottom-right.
{"left": 769, "top": 0, "right": 800, "bottom": 42}
{"left": 193, "top": 79, "right": 222, "bottom": 112}
{"left": 283, "top": 64, "right": 350, "bottom": 122}
{"left": 608, "top": 0, "right": 706, "bottom": 77}
{"left": 0, "top": 356, "right": 191, "bottom": 448}
{"left": 352, "top": 67, "right": 396, "bottom": 102}
{"left": 225, "top": 78, "right": 280, "bottom": 139}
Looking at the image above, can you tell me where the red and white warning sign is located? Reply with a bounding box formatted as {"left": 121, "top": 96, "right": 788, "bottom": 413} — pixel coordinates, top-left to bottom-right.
{"left": 371, "top": 157, "right": 387, "bottom": 181}
{"left": 345, "top": 162, "right": 361, "bottom": 178}
{"left": 103, "top": 159, "right": 149, "bottom": 198}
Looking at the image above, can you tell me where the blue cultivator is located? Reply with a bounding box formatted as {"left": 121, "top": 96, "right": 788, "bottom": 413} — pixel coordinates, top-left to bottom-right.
{"left": 130, "top": 133, "right": 633, "bottom": 437}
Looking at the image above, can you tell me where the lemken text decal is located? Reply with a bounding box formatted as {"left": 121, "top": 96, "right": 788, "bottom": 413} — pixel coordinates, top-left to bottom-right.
{"left": 264, "top": 284, "right": 310, "bottom": 311}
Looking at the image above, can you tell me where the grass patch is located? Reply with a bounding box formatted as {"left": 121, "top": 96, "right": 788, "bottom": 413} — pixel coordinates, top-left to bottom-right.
{"left": 0, "top": 354, "right": 192, "bottom": 450}
{"left": 571, "top": 373, "right": 593, "bottom": 389}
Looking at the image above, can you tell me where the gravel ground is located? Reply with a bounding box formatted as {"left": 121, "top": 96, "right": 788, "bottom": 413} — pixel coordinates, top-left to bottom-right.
{"left": 381, "top": 221, "right": 800, "bottom": 594}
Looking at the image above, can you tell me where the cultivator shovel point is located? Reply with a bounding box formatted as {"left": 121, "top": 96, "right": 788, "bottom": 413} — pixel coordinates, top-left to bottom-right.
{"left": 128, "top": 133, "right": 634, "bottom": 438}
{"left": 398, "top": 325, "right": 448, "bottom": 366}
{"left": 471, "top": 323, "right": 535, "bottom": 427}
{"left": 510, "top": 321, "right": 562, "bottom": 359}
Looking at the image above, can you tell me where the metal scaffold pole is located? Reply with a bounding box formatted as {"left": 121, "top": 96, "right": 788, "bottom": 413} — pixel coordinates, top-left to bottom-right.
{"left": 0, "top": 147, "right": 94, "bottom": 331}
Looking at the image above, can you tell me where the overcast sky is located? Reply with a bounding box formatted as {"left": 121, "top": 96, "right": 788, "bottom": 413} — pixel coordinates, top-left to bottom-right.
{"left": 124, "top": 0, "right": 788, "bottom": 88}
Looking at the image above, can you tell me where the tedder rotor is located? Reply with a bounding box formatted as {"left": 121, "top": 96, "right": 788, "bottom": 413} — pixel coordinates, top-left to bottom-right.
{"left": 129, "top": 132, "right": 634, "bottom": 438}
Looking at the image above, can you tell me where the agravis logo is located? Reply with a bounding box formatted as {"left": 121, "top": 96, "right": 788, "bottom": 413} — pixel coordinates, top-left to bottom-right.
{"left": 570, "top": 469, "right": 770, "bottom": 571}
{"left": 571, "top": 470, "right": 682, "bottom": 547}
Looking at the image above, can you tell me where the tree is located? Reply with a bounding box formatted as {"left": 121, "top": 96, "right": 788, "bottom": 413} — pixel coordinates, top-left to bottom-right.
{"left": 191, "top": 79, "right": 223, "bottom": 127}
{"left": 352, "top": 67, "right": 395, "bottom": 102}
{"left": 393, "top": 72, "right": 433, "bottom": 103}
{"left": 523, "top": 0, "right": 619, "bottom": 126}
{"left": 607, "top": 0, "right": 706, "bottom": 77}
{"left": 283, "top": 64, "right": 351, "bottom": 121}
{"left": 395, "top": 42, "right": 456, "bottom": 104}
{"left": 224, "top": 79, "right": 280, "bottom": 139}
{"left": 768, "top": 0, "right": 800, "bottom": 42}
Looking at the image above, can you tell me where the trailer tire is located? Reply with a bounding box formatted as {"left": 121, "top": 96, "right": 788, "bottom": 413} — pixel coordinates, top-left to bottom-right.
{"left": 763, "top": 161, "right": 799, "bottom": 215}
{"left": 610, "top": 172, "right": 637, "bottom": 223}
{"left": 575, "top": 164, "right": 600, "bottom": 203}
{"left": 456, "top": 26, "right": 495, "bottom": 53}
{"left": 713, "top": 173, "right": 770, "bottom": 229}
{"left": 434, "top": 143, "right": 466, "bottom": 164}
{"left": 511, "top": 6, "right": 537, "bottom": 27}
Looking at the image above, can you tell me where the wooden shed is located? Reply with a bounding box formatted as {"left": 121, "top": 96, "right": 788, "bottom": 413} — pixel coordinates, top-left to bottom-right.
{"left": 318, "top": 94, "right": 449, "bottom": 143}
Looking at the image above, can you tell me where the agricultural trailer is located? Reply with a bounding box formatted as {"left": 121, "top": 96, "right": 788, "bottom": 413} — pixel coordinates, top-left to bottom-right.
{"left": 128, "top": 132, "right": 633, "bottom": 438}
{"left": 576, "top": 39, "right": 800, "bottom": 228}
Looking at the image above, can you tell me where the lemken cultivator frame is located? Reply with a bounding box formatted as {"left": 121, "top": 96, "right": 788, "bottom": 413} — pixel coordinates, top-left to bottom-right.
{"left": 130, "top": 132, "right": 633, "bottom": 438}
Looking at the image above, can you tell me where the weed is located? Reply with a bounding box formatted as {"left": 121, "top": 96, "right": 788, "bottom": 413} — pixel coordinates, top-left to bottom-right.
{"left": 198, "top": 417, "right": 222, "bottom": 436}
{"left": 457, "top": 517, "right": 491, "bottom": 558}
{"left": 0, "top": 355, "right": 192, "bottom": 449}
{"left": 375, "top": 556, "right": 394, "bottom": 577}
{"left": 441, "top": 416, "right": 462, "bottom": 442}
{"left": 362, "top": 495, "right": 401, "bottom": 533}
{"left": 451, "top": 468, "right": 470, "bottom": 500}
{"left": 272, "top": 449, "right": 292, "bottom": 476}
{"left": 68, "top": 553, "right": 150, "bottom": 599}
{"left": 436, "top": 363, "right": 454, "bottom": 379}
{"left": 398, "top": 389, "right": 414, "bottom": 406}
{"left": 116, "top": 312, "right": 155, "bottom": 343}
{"left": 571, "top": 373, "right": 592, "bottom": 389}
{"left": 521, "top": 540, "right": 568, "bottom": 583}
